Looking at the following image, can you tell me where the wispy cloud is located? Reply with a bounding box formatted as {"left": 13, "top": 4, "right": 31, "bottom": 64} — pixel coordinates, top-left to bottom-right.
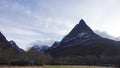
{"left": 0, "top": 0, "right": 27, "bottom": 13}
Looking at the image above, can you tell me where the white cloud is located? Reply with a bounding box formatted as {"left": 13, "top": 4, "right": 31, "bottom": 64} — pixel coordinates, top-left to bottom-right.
{"left": 11, "top": 39, "right": 36, "bottom": 51}
{"left": 30, "top": 39, "right": 55, "bottom": 47}
{"left": 0, "top": 0, "right": 32, "bottom": 17}
{"left": 95, "top": 30, "right": 120, "bottom": 41}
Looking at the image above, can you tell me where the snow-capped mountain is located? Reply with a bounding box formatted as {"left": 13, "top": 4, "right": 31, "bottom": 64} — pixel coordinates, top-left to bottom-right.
{"left": 30, "top": 40, "right": 55, "bottom": 51}
{"left": 32, "top": 45, "right": 49, "bottom": 51}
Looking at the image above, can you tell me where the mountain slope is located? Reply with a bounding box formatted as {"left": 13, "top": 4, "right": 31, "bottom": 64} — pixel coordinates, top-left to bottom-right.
{"left": 9, "top": 40, "right": 23, "bottom": 52}
{"left": 46, "top": 19, "right": 120, "bottom": 56}
{"left": 0, "top": 32, "right": 23, "bottom": 61}
{"left": 0, "top": 32, "right": 10, "bottom": 47}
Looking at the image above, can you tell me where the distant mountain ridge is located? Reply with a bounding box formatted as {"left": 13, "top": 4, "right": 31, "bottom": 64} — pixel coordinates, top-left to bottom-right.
{"left": 31, "top": 45, "right": 49, "bottom": 51}
{"left": 29, "top": 40, "right": 55, "bottom": 51}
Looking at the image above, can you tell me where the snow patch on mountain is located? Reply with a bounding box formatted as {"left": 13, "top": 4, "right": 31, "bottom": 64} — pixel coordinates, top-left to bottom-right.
{"left": 32, "top": 45, "right": 49, "bottom": 51}
{"left": 30, "top": 40, "right": 55, "bottom": 51}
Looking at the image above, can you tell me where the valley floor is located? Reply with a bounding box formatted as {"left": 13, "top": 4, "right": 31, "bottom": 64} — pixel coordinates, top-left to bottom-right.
{"left": 0, "top": 65, "right": 117, "bottom": 68}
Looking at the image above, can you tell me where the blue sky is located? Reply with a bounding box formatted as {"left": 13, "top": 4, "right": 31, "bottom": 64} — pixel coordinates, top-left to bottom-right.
{"left": 0, "top": 0, "right": 120, "bottom": 50}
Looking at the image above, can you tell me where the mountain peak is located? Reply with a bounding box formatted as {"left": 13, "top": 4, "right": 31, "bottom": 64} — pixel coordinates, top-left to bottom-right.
{"left": 61, "top": 19, "right": 94, "bottom": 42}
{"left": 79, "top": 19, "right": 87, "bottom": 26}
{"left": 77, "top": 19, "right": 93, "bottom": 33}
{"left": 79, "top": 19, "right": 85, "bottom": 24}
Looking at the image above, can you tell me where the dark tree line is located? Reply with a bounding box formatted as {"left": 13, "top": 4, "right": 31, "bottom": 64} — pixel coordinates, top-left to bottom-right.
{"left": 1, "top": 47, "right": 120, "bottom": 66}
{"left": 0, "top": 49, "right": 52, "bottom": 65}
{"left": 52, "top": 55, "right": 120, "bottom": 66}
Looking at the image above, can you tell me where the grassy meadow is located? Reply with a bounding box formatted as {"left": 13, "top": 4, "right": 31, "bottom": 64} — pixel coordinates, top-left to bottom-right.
{"left": 0, "top": 65, "right": 117, "bottom": 68}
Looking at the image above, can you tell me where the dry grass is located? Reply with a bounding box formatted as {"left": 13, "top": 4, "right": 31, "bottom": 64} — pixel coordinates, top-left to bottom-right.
{"left": 0, "top": 65, "right": 117, "bottom": 68}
